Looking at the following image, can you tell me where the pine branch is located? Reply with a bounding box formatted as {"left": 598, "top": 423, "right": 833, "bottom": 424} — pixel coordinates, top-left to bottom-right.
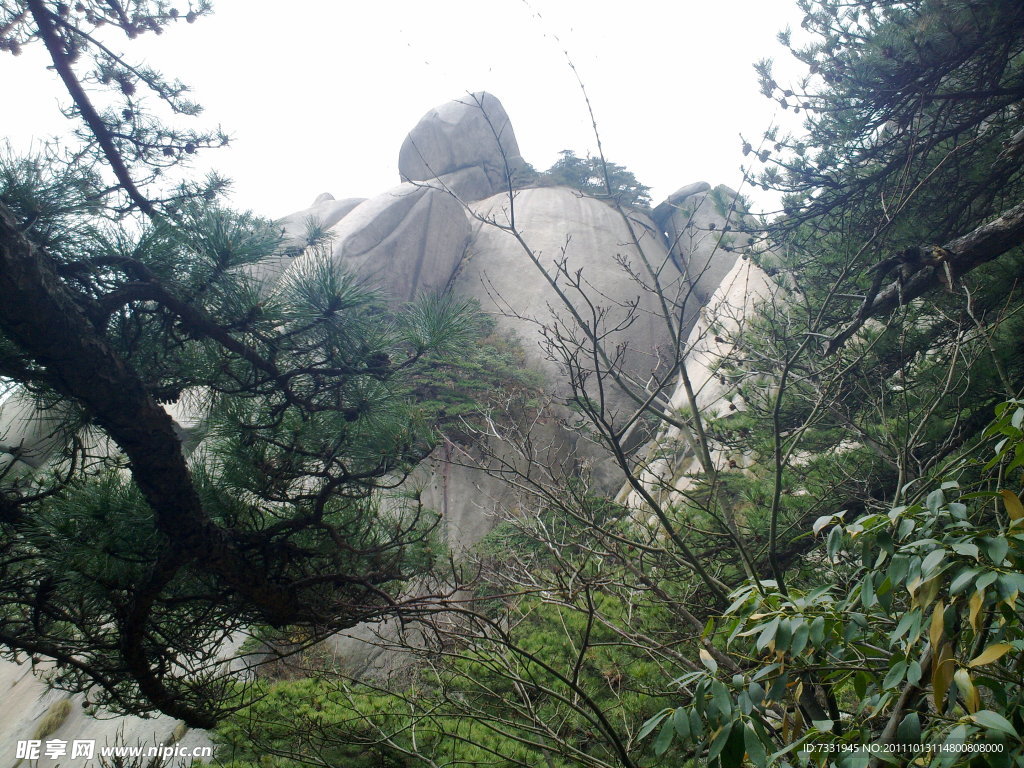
{"left": 826, "top": 199, "right": 1024, "bottom": 354}
{"left": 25, "top": 0, "right": 157, "bottom": 217}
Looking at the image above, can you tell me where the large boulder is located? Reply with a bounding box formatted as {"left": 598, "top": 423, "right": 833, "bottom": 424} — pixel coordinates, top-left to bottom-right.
{"left": 462, "top": 187, "right": 680, "bottom": 387}
{"left": 656, "top": 183, "right": 753, "bottom": 311}
{"left": 288, "top": 183, "right": 471, "bottom": 304}
{"left": 651, "top": 181, "right": 711, "bottom": 228}
{"left": 398, "top": 92, "right": 525, "bottom": 200}
{"left": 458, "top": 187, "right": 684, "bottom": 488}
{"left": 244, "top": 194, "right": 366, "bottom": 287}
{"left": 679, "top": 255, "right": 778, "bottom": 416}
{"left": 424, "top": 166, "right": 495, "bottom": 203}
{"left": 280, "top": 193, "right": 367, "bottom": 244}
{"left": 0, "top": 89, "right": 782, "bottom": 741}
{"left": 624, "top": 255, "right": 779, "bottom": 513}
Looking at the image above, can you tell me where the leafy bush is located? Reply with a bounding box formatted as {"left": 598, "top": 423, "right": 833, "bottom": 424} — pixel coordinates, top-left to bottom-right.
{"left": 643, "top": 400, "right": 1024, "bottom": 767}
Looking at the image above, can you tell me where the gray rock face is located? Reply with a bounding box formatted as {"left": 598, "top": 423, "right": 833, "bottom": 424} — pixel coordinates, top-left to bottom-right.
{"left": 651, "top": 181, "right": 711, "bottom": 228}
{"left": 427, "top": 166, "right": 495, "bottom": 202}
{"left": 279, "top": 195, "right": 366, "bottom": 245}
{"left": 398, "top": 92, "right": 525, "bottom": 199}
{"left": 659, "top": 184, "right": 752, "bottom": 309}
{"left": 460, "top": 187, "right": 682, "bottom": 438}
{"left": 296, "top": 183, "right": 470, "bottom": 304}
{"left": 244, "top": 195, "right": 366, "bottom": 287}
{"left": 0, "top": 657, "right": 213, "bottom": 768}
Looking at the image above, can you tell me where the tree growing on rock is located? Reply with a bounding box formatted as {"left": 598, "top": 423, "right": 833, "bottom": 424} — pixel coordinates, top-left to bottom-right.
{"left": 535, "top": 149, "right": 653, "bottom": 209}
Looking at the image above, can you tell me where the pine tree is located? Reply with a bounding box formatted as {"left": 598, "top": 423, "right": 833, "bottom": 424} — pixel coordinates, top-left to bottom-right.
{"left": 538, "top": 149, "right": 653, "bottom": 209}
{"left": 0, "top": 1, "right": 477, "bottom": 726}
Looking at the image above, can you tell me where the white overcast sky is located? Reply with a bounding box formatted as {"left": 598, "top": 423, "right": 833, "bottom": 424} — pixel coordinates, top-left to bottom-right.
{"left": 3, "top": 0, "right": 806, "bottom": 218}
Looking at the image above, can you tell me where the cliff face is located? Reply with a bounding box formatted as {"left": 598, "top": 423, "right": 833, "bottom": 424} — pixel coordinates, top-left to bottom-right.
{"left": 0, "top": 92, "right": 771, "bottom": 762}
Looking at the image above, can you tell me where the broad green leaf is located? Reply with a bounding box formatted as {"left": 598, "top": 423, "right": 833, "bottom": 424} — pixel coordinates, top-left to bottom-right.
{"left": 883, "top": 660, "right": 907, "bottom": 690}
{"left": 893, "top": 610, "right": 916, "bottom": 640}
{"left": 907, "top": 658, "right": 922, "bottom": 686}
{"left": 972, "top": 709, "right": 1019, "bottom": 738}
{"left": 637, "top": 708, "right": 670, "bottom": 740}
{"left": 689, "top": 709, "right": 704, "bottom": 741}
{"left": 997, "top": 573, "right": 1021, "bottom": 605}
{"left": 738, "top": 691, "right": 753, "bottom": 716}
{"left": 981, "top": 536, "right": 1009, "bottom": 565}
{"left": 810, "top": 615, "right": 825, "bottom": 646}
{"left": 748, "top": 681, "right": 765, "bottom": 705}
{"left": 838, "top": 754, "right": 870, "bottom": 768}
{"left": 853, "top": 671, "right": 868, "bottom": 700}
{"left": 877, "top": 575, "right": 894, "bottom": 597}
{"left": 888, "top": 553, "right": 910, "bottom": 583}
{"left": 977, "top": 571, "right": 999, "bottom": 591}
{"left": 775, "top": 617, "right": 793, "bottom": 652}
{"left": 877, "top": 581, "right": 894, "bottom": 612}
{"left": 768, "top": 672, "right": 789, "bottom": 702}
{"left": 706, "top": 722, "right": 733, "bottom": 763}
{"left": 751, "top": 662, "right": 780, "bottom": 682}
{"left": 699, "top": 648, "right": 718, "bottom": 673}
{"left": 933, "top": 724, "right": 968, "bottom": 768}
{"left": 719, "top": 722, "right": 747, "bottom": 768}
{"left": 806, "top": 585, "right": 834, "bottom": 603}
{"left": 861, "top": 573, "right": 877, "bottom": 608}
{"left": 907, "top": 610, "right": 923, "bottom": 645}
{"left": 827, "top": 525, "right": 843, "bottom": 560}
{"left": 712, "top": 680, "right": 732, "bottom": 719}
{"left": 950, "top": 567, "right": 979, "bottom": 595}
{"left": 756, "top": 617, "right": 781, "bottom": 653}
{"left": 922, "top": 548, "right": 946, "bottom": 576}
{"left": 693, "top": 680, "right": 707, "bottom": 717}
{"left": 950, "top": 542, "right": 979, "bottom": 559}
{"left": 1002, "top": 572, "right": 1024, "bottom": 591}
{"left": 768, "top": 732, "right": 813, "bottom": 762}
{"left": 725, "top": 591, "right": 753, "bottom": 615}
{"left": 653, "top": 716, "right": 675, "bottom": 756}
{"left": 927, "top": 489, "right": 945, "bottom": 512}
{"left": 790, "top": 621, "right": 810, "bottom": 656}
{"left": 744, "top": 724, "right": 768, "bottom": 768}
{"left": 896, "top": 712, "right": 921, "bottom": 744}
{"left": 672, "top": 707, "right": 691, "bottom": 741}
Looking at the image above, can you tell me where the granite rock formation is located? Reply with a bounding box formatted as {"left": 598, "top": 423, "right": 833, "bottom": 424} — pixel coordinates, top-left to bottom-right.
{"left": 0, "top": 91, "right": 772, "bottom": 762}
{"left": 398, "top": 92, "right": 526, "bottom": 199}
